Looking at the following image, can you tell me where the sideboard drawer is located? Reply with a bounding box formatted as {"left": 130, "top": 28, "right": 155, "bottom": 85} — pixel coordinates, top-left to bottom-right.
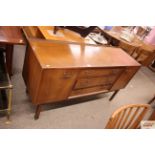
{"left": 70, "top": 84, "right": 111, "bottom": 97}
{"left": 74, "top": 76, "right": 117, "bottom": 89}
{"left": 79, "top": 68, "right": 122, "bottom": 78}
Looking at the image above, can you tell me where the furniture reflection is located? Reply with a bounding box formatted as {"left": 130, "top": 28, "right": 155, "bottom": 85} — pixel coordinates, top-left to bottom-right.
{"left": 105, "top": 104, "right": 149, "bottom": 129}
{"left": 22, "top": 39, "right": 140, "bottom": 119}
{"left": 0, "top": 26, "right": 25, "bottom": 76}
{"left": 0, "top": 51, "right": 13, "bottom": 120}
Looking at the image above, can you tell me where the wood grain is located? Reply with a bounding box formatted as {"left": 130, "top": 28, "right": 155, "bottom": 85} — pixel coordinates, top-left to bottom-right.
{"left": 23, "top": 39, "right": 141, "bottom": 118}
{"left": 106, "top": 104, "right": 149, "bottom": 129}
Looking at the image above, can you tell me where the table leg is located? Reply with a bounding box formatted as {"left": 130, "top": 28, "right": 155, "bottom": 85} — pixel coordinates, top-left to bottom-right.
{"left": 149, "top": 109, "right": 155, "bottom": 120}
{"left": 34, "top": 105, "right": 42, "bottom": 120}
{"left": 151, "top": 60, "right": 155, "bottom": 68}
{"left": 148, "top": 95, "right": 155, "bottom": 104}
{"left": 109, "top": 90, "right": 119, "bottom": 101}
{"left": 5, "top": 45, "right": 14, "bottom": 76}
{"left": 148, "top": 60, "right": 155, "bottom": 72}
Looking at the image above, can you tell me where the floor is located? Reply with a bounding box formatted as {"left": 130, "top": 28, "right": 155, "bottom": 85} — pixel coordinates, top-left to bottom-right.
{"left": 0, "top": 45, "right": 155, "bottom": 128}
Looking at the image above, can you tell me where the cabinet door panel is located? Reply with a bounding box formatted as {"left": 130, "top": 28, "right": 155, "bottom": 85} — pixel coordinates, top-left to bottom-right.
{"left": 36, "top": 69, "right": 78, "bottom": 104}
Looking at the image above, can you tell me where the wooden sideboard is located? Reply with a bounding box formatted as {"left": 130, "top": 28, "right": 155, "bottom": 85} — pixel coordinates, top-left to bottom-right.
{"left": 23, "top": 39, "right": 141, "bottom": 119}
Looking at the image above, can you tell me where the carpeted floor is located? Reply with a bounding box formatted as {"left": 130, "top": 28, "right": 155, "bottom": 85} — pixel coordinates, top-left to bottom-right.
{"left": 0, "top": 45, "right": 155, "bottom": 128}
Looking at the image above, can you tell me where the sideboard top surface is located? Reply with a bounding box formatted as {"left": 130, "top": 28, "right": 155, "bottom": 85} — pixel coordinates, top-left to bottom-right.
{"left": 29, "top": 39, "right": 141, "bottom": 68}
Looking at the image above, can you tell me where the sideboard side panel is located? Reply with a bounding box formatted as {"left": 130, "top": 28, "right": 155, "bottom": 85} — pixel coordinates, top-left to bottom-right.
{"left": 110, "top": 66, "right": 140, "bottom": 91}
{"left": 23, "top": 46, "right": 42, "bottom": 103}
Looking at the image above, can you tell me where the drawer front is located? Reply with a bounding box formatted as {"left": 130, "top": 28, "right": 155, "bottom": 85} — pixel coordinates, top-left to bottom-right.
{"left": 74, "top": 76, "right": 117, "bottom": 89}
{"left": 79, "top": 68, "right": 122, "bottom": 78}
{"left": 70, "top": 84, "right": 111, "bottom": 97}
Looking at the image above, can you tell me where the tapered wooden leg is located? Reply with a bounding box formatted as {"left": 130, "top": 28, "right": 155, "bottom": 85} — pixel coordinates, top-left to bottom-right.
{"left": 149, "top": 109, "right": 155, "bottom": 120}
{"left": 34, "top": 105, "right": 42, "bottom": 120}
{"left": 5, "top": 45, "right": 14, "bottom": 76}
{"left": 109, "top": 90, "right": 119, "bottom": 101}
{"left": 25, "top": 88, "right": 28, "bottom": 94}
{"left": 148, "top": 95, "right": 155, "bottom": 104}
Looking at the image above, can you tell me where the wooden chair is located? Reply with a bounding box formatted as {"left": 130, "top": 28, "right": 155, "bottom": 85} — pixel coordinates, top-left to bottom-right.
{"left": 105, "top": 104, "right": 150, "bottom": 129}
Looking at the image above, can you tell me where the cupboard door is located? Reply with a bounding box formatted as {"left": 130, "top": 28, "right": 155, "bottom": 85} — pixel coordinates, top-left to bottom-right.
{"left": 36, "top": 69, "right": 79, "bottom": 104}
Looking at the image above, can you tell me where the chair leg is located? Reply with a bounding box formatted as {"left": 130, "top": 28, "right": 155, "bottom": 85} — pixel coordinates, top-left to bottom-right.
{"left": 34, "top": 105, "right": 42, "bottom": 120}
{"left": 148, "top": 95, "right": 155, "bottom": 104}
{"left": 6, "top": 89, "right": 12, "bottom": 124}
{"left": 149, "top": 109, "right": 155, "bottom": 120}
{"left": 109, "top": 90, "right": 119, "bottom": 101}
{"left": 8, "top": 89, "right": 12, "bottom": 119}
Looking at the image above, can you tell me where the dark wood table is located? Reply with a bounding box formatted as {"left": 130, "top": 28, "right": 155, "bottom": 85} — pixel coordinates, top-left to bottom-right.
{"left": 37, "top": 26, "right": 96, "bottom": 45}
{"left": 0, "top": 26, "right": 25, "bottom": 75}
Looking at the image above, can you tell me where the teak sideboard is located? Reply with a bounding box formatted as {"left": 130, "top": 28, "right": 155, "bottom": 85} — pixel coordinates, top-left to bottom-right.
{"left": 23, "top": 39, "right": 141, "bottom": 119}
